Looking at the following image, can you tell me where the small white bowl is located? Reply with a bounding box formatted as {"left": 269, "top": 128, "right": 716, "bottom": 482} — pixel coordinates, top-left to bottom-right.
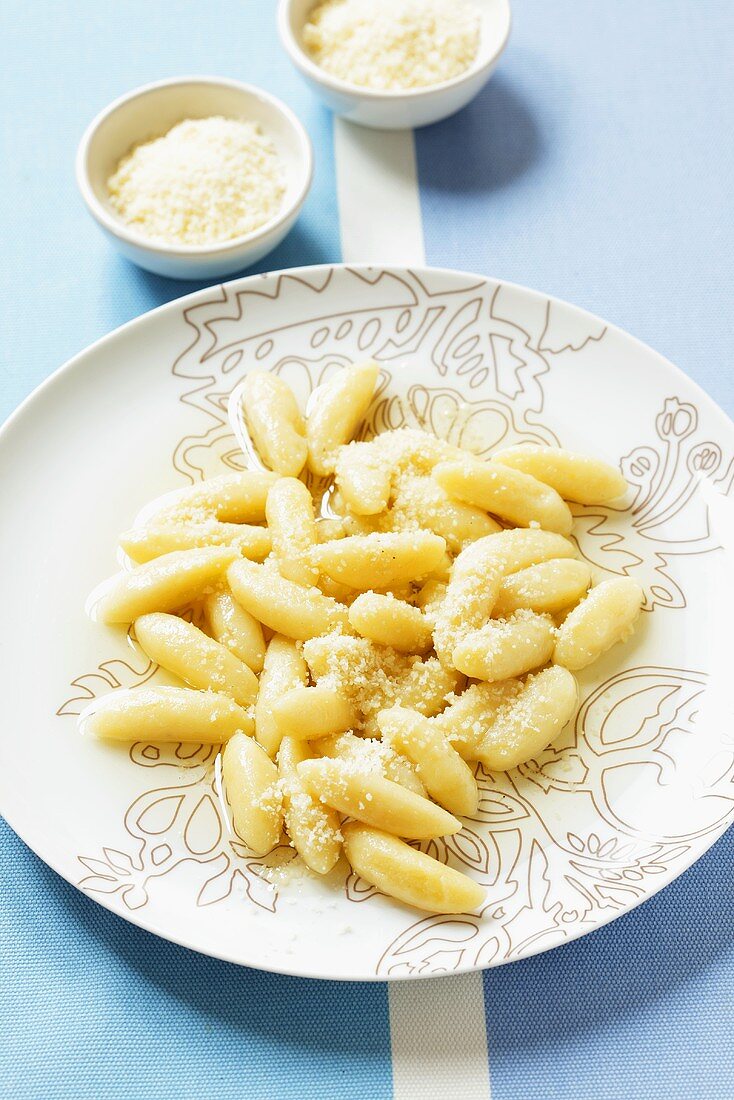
{"left": 76, "top": 77, "right": 313, "bottom": 280}
{"left": 277, "top": 0, "right": 512, "bottom": 130}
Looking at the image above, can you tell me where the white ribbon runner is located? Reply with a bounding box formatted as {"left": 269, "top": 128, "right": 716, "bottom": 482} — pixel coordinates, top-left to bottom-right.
{"left": 333, "top": 116, "right": 492, "bottom": 1100}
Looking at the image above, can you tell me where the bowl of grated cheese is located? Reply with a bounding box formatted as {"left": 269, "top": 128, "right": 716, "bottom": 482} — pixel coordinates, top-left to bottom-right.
{"left": 278, "top": 0, "right": 511, "bottom": 130}
{"left": 76, "top": 77, "right": 313, "bottom": 279}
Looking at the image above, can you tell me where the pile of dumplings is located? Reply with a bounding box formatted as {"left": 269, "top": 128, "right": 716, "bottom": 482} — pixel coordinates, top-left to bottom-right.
{"left": 83, "top": 360, "right": 643, "bottom": 914}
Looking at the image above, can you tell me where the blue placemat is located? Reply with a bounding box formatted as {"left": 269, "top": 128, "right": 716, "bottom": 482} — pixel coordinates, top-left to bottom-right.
{"left": 2, "top": 3, "right": 732, "bottom": 1098}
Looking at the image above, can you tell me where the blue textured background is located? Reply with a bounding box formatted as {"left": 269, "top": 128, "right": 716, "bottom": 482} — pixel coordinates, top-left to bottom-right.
{"left": 1, "top": 2, "right": 732, "bottom": 1098}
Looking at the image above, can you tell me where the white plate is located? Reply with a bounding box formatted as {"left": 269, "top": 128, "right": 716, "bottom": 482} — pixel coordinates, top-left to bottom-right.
{"left": 1, "top": 264, "right": 732, "bottom": 981}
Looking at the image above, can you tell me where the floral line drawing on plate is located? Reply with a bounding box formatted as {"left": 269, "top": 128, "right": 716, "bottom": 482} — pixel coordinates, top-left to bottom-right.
{"left": 56, "top": 644, "right": 156, "bottom": 718}
{"left": 374, "top": 663, "right": 733, "bottom": 977}
{"left": 75, "top": 748, "right": 296, "bottom": 915}
{"left": 170, "top": 265, "right": 732, "bottom": 611}
{"left": 169, "top": 269, "right": 569, "bottom": 486}
{"left": 574, "top": 396, "right": 734, "bottom": 609}
{"left": 52, "top": 266, "right": 734, "bottom": 975}
{"left": 69, "top": 661, "right": 731, "bottom": 945}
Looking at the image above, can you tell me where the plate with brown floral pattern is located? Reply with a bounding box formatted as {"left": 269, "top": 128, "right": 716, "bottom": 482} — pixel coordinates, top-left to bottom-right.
{"left": 1, "top": 264, "right": 732, "bottom": 980}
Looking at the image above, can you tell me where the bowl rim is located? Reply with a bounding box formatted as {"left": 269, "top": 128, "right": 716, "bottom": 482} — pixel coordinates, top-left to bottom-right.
{"left": 277, "top": 0, "right": 512, "bottom": 102}
{"left": 75, "top": 75, "right": 314, "bottom": 258}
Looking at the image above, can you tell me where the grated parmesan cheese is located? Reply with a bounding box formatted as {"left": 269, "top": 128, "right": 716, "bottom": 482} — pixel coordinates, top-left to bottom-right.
{"left": 107, "top": 117, "right": 285, "bottom": 246}
{"left": 303, "top": 0, "right": 481, "bottom": 91}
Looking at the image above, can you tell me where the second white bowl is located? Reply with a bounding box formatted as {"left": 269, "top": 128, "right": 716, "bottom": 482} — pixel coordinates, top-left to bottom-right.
{"left": 278, "top": 0, "right": 512, "bottom": 130}
{"left": 76, "top": 77, "right": 313, "bottom": 280}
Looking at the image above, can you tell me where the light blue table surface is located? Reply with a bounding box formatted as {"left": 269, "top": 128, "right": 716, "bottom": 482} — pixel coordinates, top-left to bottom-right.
{"left": 2, "top": 2, "right": 733, "bottom": 1097}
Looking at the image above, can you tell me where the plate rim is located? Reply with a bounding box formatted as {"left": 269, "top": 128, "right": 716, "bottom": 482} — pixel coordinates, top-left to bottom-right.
{"left": 2, "top": 261, "right": 733, "bottom": 982}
